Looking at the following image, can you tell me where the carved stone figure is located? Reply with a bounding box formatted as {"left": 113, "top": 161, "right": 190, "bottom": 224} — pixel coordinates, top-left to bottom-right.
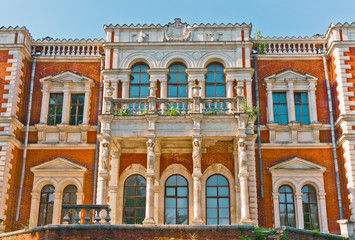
{"left": 238, "top": 138, "right": 247, "bottom": 171}
{"left": 100, "top": 142, "right": 109, "bottom": 171}
{"left": 147, "top": 138, "right": 155, "bottom": 170}
{"left": 163, "top": 18, "right": 192, "bottom": 42}
{"left": 137, "top": 30, "right": 147, "bottom": 42}
{"left": 192, "top": 139, "right": 201, "bottom": 170}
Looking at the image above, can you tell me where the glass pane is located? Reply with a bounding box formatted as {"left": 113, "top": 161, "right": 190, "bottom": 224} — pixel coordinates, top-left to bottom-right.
{"left": 295, "top": 94, "right": 300, "bottom": 103}
{"left": 286, "top": 193, "right": 294, "bottom": 203}
{"left": 78, "top": 106, "right": 83, "bottom": 114}
{"left": 136, "top": 198, "right": 145, "bottom": 207}
{"left": 141, "top": 74, "right": 149, "bottom": 83}
{"left": 287, "top": 204, "right": 294, "bottom": 213}
{"left": 216, "top": 85, "right": 226, "bottom": 97}
{"left": 124, "top": 198, "right": 134, "bottom": 207}
{"left": 124, "top": 218, "right": 134, "bottom": 224}
{"left": 136, "top": 218, "right": 144, "bottom": 224}
{"left": 303, "top": 116, "right": 310, "bottom": 124}
{"left": 288, "top": 213, "right": 295, "bottom": 227}
{"left": 50, "top": 95, "right": 56, "bottom": 104}
{"left": 136, "top": 176, "right": 146, "bottom": 186}
{"left": 217, "top": 175, "right": 228, "bottom": 186}
{"left": 219, "top": 218, "right": 229, "bottom": 225}
{"left": 219, "top": 208, "right": 229, "bottom": 218}
{"left": 57, "top": 106, "right": 62, "bottom": 114}
{"left": 207, "top": 198, "right": 217, "bottom": 208}
{"left": 140, "top": 86, "right": 149, "bottom": 98}
{"left": 48, "top": 193, "right": 54, "bottom": 202}
{"left": 169, "top": 73, "right": 178, "bottom": 83}
{"left": 301, "top": 93, "right": 308, "bottom": 103}
{"left": 207, "top": 175, "right": 218, "bottom": 186}
{"left": 166, "top": 176, "right": 176, "bottom": 186}
{"left": 165, "top": 198, "right": 176, "bottom": 208}
{"left": 178, "top": 85, "right": 187, "bottom": 98}
{"left": 169, "top": 64, "right": 178, "bottom": 72}
{"left": 131, "top": 73, "right": 140, "bottom": 84}
{"left": 166, "top": 187, "right": 176, "bottom": 196}
{"left": 168, "top": 86, "right": 177, "bottom": 98}
{"left": 78, "top": 94, "right": 85, "bottom": 104}
{"left": 179, "top": 73, "right": 187, "bottom": 83}
{"left": 280, "top": 204, "right": 286, "bottom": 213}
{"left": 281, "top": 115, "right": 288, "bottom": 125}
{"left": 71, "top": 94, "right": 77, "bottom": 104}
{"left": 273, "top": 93, "right": 279, "bottom": 104}
{"left": 63, "top": 193, "right": 70, "bottom": 203}
{"left": 302, "top": 105, "right": 309, "bottom": 114}
{"left": 309, "top": 193, "right": 317, "bottom": 203}
{"left": 215, "top": 73, "right": 225, "bottom": 83}
{"left": 177, "top": 198, "right": 187, "bottom": 208}
{"left": 218, "top": 187, "right": 229, "bottom": 197}
{"left": 207, "top": 187, "right": 217, "bottom": 196}
{"left": 124, "top": 187, "right": 135, "bottom": 196}
{"left": 214, "top": 63, "right": 223, "bottom": 71}
{"left": 125, "top": 176, "right": 136, "bottom": 186}
{"left": 177, "top": 209, "right": 188, "bottom": 219}
{"left": 136, "top": 187, "right": 146, "bottom": 196}
{"left": 280, "top": 105, "right": 287, "bottom": 115}
{"left": 177, "top": 187, "right": 188, "bottom": 196}
{"left": 46, "top": 204, "right": 53, "bottom": 224}
{"left": 206, "top": 85, "right": 215, "bottom": 97}
{"left": 206, "top": 73, "right": 215, "bottom": 83}
{"left": 130, "top": 86, "right": 139, "bottom": 98}
{"left": 165, "top": 217, "right": 176, "bottom": 224}
{"left": 177, "top": 217, "right": 188, "bottom": 225}
{"left": 274, "top": 105, "right": 279, "bottom": 114}
{"left": 177, "top": 176, "right": 187, "bottom": 186}
{"left": 302, "top": 193, "right": 309, "bottom": 203}
{"left": 279, "top": 93, "right": 286, "bottom": 103}
{"left": 165, "top": 208, "right": 176, "bottom": 219}
{"left": 207, "top": 208, "right": 217, "bottom": 218}
{"left": 136, "top": 208, "right": 145, "bottom": 218}
{"left": 125, "top": 209, "right": 134, "bottom": 217}
{"left": 219, "top": 198, "right": 229, "bottom": 208}
{"left": 207, "top": 218, "right": 217, "bottom": 225}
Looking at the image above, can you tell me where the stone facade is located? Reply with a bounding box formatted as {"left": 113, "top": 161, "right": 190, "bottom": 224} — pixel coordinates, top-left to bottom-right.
{"left": 0, "top": 20, "right": 354, "bottom": 235}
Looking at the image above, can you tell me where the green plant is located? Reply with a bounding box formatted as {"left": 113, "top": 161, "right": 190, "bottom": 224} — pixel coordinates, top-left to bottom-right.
{"left": 164, "top": 105, "right": 180, "bottom": 116}
{"left": 253, "top": 29, "right": 268, "bottom": 54}
{"left": 114, "top": 108, "right": 130, "bottom": 116}
{"left": 205, "top": 110, "right": 218, "bottom": 115}
{"left": 241, "top": 97, "right": 259, "bottom": 120}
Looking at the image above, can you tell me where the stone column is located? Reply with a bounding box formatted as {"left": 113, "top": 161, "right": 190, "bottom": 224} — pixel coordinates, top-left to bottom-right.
{"left": 82, "top": 88, "right": 91, "bottom": 125}
{"left": 192, "top": 137, "right": 203, "bottom": 224}
{"left": 226, "top": 80, "right": 234, "bottom": 98}
{"left": 318, "top": 192, "right": 329, "bottom": 233}
{"left": 96, "top": 137, "right": 111, "bottom": 204}
{"left": 40, "top": 87, "right": 50, "bottom": 124}
{"left": 295, "top": 192, "right": 304, "bottom": 229}
{"left": 143, "top": 137, "right": 156, "bottom": 224}
{"left": 272, "top": 192, "right": 280, "bottom": 227}
{"left": 52, "top": 192, "right": 61, "bottom": 224}
{"left": 62, "top": 86, "right": 70, "bottom": 124}
{"left": 109, "top": 151, "right": 121, "bottom": 224}
{"left": 266, "top": 87, "right": 274, "bottom": 123}
{"left": 309, "top": 82, "right": 317, "bottom": 123}
{"left": 122, "top": 80, "right": 129, "bottom": 99}
{"left": 238, "top": 137, "right": 253, "bottom": 224}
{"left": 286, "top": 81, "right": 296, "bottom": 122}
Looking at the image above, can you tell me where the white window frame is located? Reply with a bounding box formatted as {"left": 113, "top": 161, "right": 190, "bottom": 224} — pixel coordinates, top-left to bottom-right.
{"left": 29, "top": 157, "right": 87, "bottom": 226}
{"left": 269, "top": 157, "right": 329, "bottom": 233}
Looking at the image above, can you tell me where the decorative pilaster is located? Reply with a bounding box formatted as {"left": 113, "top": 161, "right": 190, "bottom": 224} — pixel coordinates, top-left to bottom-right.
{"left": 62, "top": 86, "right": 70, "bottom": 124}
{"left": 143, "top": 137, "right": 156, "bottom": 224}
{"left": 272, "top": 192, "right": 280, "bottom": 227}
{"left": 192, "top": 137, "right": 203, "bottom": 224}
{"left": 52, "top": 192, "right": 61, "bottom": 224}
{"left": 40, "top": 86, "right": 50, "bottom": 124}
{"left": 266, "top": 85, "right": 274, "bottom": 123}
{"left": 238, "top": 137, "right": 253, "bottom": 224}
{"left": 309, "top": 81, "right": 318, "bottom": 123}
{"left": 286, "top": 81, "right": 296, "bottom": 122}
{"left": 109, "top": 150, "right": 121, "bottom": 224}
{"left": 96, "top": 137, "right": 111, "bottom": 204}
{"left": 295, "top": 193, "right": 304, "bottom": 229}
{"left": 82, "top": 88, "right": 91, "bottom": 125}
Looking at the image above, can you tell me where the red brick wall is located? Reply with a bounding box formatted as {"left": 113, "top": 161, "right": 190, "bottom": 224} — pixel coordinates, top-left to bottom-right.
{"left": 0, "top": 51, "right": 12, "bottom": 114}
{"left": 4, "top": 149, "right": 96, "bottom": 231}
{"left": 119, "top": 153, "right": 147, "bottom": 176}
{"left": 29, "top": 62, "right": 101, "bottom": 125}
{"left": 256, "top": 148, "right": 351, "bottom": 233}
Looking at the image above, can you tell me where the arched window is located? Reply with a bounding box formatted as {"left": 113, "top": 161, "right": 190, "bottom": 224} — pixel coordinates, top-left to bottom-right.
{"left": 168, "top": 63, "right": 187, "bottom": 98}
{"left": 206, "top": 174, "right": 230, "bottom": 225}
{"left": 165, "top": 175, "right": 188, "bottom": 224}
{"left": 123, "top": 175, "right": 146, "bottom": 224}
{"left": 302, "top": 185, "right": 319, "bottom": 230}
{"left": 61, "top": 185, "right": 77, "bottom": 223}
{"left": 130, "top": 64, "right": 149, "bottom": 98}
{"left": 206, "top": 63, "right": 225, "bottom": 98}
{"left": 38, "top": 185, "right": 55, "bottom": 226}
{"left": 279, "top": 185, "right": 296, "bottom": 227}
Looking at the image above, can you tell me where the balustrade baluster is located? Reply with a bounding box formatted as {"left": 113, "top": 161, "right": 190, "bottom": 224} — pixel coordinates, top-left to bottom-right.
{"left": 84, "top": 208, "right": 91, "bottom": 224}
{"left": 74, "top": 209, "right": 80, "bottom": 224}
{"left": 94, "top": 209, "right": 101, "bottom": 224}
{"left": 104, "top": 208, "right": 111, "bottom": 225}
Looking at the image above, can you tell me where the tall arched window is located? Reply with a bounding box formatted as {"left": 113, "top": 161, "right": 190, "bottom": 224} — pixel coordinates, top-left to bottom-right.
{"left": 165, "top": 174, "right": 188, "bottom": 224}
{"left": 279, "top": 185, "right": 296, "bottom": 227}
{"left": 130, "top": 64, "right": 149, "bottom": 98}
{"left": 61, "top": 185, "right": 77, "bottom": 223}
{"left": 38, "top": 184, "right": 55, "bottom": 226}
{"left": 123, "top": 175, "right": 146, "bottom": 224}
{"left": 206, "top": 174, "right": 230, "bottom": 225}
{"left": 206, "top": 63, "right": 225, "bottom": 98}
{"left": 168, "top": 63, "right": 187, "bottom": 98}
{"left": 302, "top": 185, "right": 319, "bottom": 230}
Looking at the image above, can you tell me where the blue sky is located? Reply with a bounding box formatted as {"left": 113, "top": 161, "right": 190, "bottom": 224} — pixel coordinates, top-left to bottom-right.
{"left": 1, "top": 0, "right": 354, "bottom": 40}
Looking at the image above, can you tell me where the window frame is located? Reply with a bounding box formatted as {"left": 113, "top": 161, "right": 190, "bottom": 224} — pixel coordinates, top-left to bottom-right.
{"left": 278, "top": 185, "right": 296, "bottom": 227}
{"left": 302, "top": 185, "right": 319, "bottom": 230}
{"left": 205, "top": 62, "right": 226, "bottom": 98}
{"left": 61, "top": 185, "right": 78, "bottom": 224}
{"left": 294, "top": 92, "right": 310, "bottom": 124}
{"left": 272, "top": 92, "right": 288, "bottom": 125}
{"left": 167, "top": 63, "right": 188, "bottom": 98}
{"left": 38, "top": 184, "right": 55, "bottom": 226}
{"left": 123, "top": 174, "right": 146, "bottom": 224}
{"left": 130, "top": 63, "right": 150, "bottom": 98}
{"left": 70, "top": 93, "right": 85, "bottom": 125}
{"left": 48, "top": 93, "right": 63, "bottom": 125}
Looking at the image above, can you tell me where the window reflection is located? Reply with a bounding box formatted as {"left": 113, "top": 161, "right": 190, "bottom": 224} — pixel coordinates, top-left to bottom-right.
{"left": 123, "top": 175, "right": 146, "bottom": 224}
{"left": 165, "top": 175, "right": 188, "bottom": 224}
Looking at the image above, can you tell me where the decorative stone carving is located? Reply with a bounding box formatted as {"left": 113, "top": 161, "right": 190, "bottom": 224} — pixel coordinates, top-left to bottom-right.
{"left": 206, "top": 31, "right": 218, "bottom": 41}
{"left": 100, "top": 142, "right": 110, "bottom": 171}
{"left": 238, "top": 138, "right": 247, "bottom": 171}
{"left": 147, "top": 138, "right": 155, "bottom": 171}
{"left": 192, "top": 138, "right": 201, "bottom": 171}
{"left": 137, "top": 31, "right": 147, "bottom": 42}
{"left": 163, "top": 18, "right": 192, "bottom": 42}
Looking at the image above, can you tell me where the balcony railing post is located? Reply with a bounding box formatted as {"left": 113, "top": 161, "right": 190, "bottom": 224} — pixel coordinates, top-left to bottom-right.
{"left": 192, "top": 80, "right": 202, "bottom": 113}
{"left": 148, "top": 83, "right": 157, "bottom": 114}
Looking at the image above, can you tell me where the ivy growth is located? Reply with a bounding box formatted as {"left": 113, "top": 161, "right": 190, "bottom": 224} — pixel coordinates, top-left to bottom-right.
{"left": 253, "top": 29, "right": 268, "bottom": 54}
{"left": 241, "top": 97, "right": 259, "bottom": 119}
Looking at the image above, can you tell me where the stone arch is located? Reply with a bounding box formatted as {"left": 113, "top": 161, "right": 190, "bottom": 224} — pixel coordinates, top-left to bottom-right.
{"left": 273, "top": 178, "right": 298, "bottom": 193}
{"left": 199, "top": 52, "right": 233, "bottom": 68}
{"left": 201, "top": 163, "right": 237, "bottom": 224}
{"left": 158, "top": 164, "right": 193, "bottom": 224}
{"left": 121, "top": 53, "right": 156, "bottom": 69}
{"left": 58, "top": 178, "right": 83, "bottom": 193}
{"left": 160, "top": 52, "right": 195, "bottom": 68}
{"left": 32, "top": 178, "right": 58, "bottom": 194}
{"left": 117, "top": 164, "right": 147, "bottom": 224}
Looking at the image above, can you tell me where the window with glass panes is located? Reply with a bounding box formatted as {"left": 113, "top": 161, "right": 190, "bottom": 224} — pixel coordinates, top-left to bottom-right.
{"left": 48, "top": 93, "right": 63, "bottom": 125}
{"left": 279, "top": 185, "right": 296, "bottom": 227}
{"left": 61, "top": 185, "right": 77, "bottom": 223}
{"left": 302, "top": 185, "right": 319, "bottom": 230}
{"left": 130, "top": 64, "right": 149, "bottom": 98}
{"left": 168, "top": 64, "right": 187, "bottom": 98}
{"left": 273, "top": 92, "right": 288, "bottom": 125}
{"left": 295, "top": 92, "right": 310, "bottom": 124}
{"left": 206, "top": 63, "right": 225, "bottom": 98}
{"left": 165, "top": 175, "right": 188, "bottom": 224}
{"left": 70, "top": 94, "right": 84, "bottom": 125}
{"left": 38, "top": 185, "right": 55, "bottom": 226}
{"left": 123, "top": 175, "right": 146, "bottom": 224}
{"left": 206, "top": 174, "right": 230, "bottom": 225}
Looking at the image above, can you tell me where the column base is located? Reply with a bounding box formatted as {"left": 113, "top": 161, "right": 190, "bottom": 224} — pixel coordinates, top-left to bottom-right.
{"left": 192, "top": 219, "right": 204, "bottom": 225}
{"left": 239, "top": 218, "right": 254, "bottom": 225}
{"left": 143, "top": 218, "right": 156, "bottom": 225}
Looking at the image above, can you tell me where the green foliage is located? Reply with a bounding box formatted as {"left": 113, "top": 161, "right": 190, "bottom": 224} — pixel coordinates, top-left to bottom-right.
{"left": 253, "top": 29, "right": 268, "bottom": 54}
{"left": 164, "top": 105, "right": 180, "bottom": 116}
{"left": 241, "top": 97, "right": 259, "bottom": 119}
{"left": 204, "top": 109, "right": 226, "bottom": 115}
{"left": 114, "top": 108, "right": 130, "bottom": 116}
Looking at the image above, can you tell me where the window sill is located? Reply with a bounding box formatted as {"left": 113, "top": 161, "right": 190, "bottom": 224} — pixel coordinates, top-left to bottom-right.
{"left": 34, "top": 123, "right": 96, "bottom": 144}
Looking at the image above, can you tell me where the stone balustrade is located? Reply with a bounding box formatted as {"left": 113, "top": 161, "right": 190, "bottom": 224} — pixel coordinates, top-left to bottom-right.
{"left": 31, "top": 44, "right": 101, "bottom": 56}
{"left": 262, "top": 40, "right": 326, "bottom": 55}
{"left": 104, "top": 97, "right": 242, "bottom": 116}
{"left": 62, "top": 204, "right": 111, "bottom": 225}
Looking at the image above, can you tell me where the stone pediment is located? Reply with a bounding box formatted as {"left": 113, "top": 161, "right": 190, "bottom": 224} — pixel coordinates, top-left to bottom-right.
{"left": 264, "top": 69, "right": 318, "bottom": 83}
{"left": 269, "top": 156, "right": 326, "bottom": 172}
{"left": 40, "top": 71, "right": 94, "bottom": 86}
{"left": 31, "top": 157, "right": 87, "bottom": 173}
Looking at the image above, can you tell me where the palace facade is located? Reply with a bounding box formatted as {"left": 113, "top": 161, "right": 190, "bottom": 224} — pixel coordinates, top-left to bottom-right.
{"left": 0, "top": 19, "right": 354, "bottom": 234}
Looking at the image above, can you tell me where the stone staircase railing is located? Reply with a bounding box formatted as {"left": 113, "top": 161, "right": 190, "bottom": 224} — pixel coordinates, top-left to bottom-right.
{"left": 62, "top": 204, "right": 111, "bottom": 225}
